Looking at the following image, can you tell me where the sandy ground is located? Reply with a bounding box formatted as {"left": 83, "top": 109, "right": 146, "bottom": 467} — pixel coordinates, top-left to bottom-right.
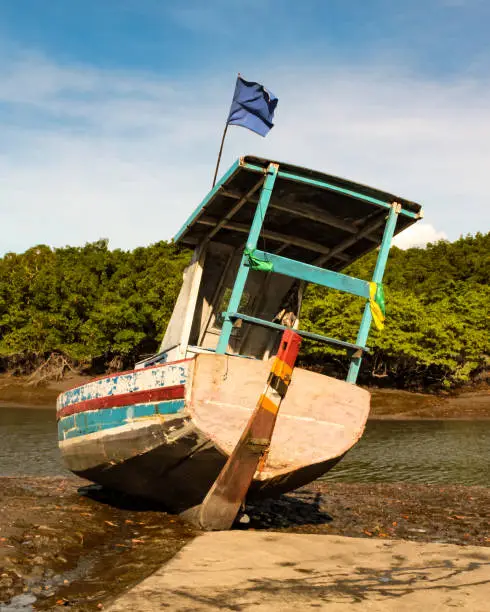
{"left": 106, "top": 531, "right": 490, "bottom": 611}
{"left": 0, "top": 478, "right": 488, "bottom": 610}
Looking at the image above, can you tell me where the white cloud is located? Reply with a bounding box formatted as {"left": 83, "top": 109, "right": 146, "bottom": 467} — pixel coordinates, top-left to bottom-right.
{"left": 0, "top": 52, "right": 489, "bottom": 255}
{"left": 393, "top": 222, "right": 448, "bottom": 249}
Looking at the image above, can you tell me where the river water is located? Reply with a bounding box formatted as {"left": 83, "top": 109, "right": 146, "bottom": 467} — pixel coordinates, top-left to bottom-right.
{"left": 1, "top": 407, "right": 489, "bottom": 486}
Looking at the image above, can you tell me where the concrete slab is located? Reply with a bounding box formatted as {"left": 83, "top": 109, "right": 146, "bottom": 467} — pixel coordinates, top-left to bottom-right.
{"left": 107, "top": 532, "right": 490, "bottom": 611}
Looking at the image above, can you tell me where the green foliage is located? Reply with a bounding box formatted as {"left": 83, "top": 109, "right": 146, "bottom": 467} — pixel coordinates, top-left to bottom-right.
{"left": 0, "top": 240, "right": 191, "bottom": 371}
{"left": 0, "top": 232, "right": 488, "bottom": 389}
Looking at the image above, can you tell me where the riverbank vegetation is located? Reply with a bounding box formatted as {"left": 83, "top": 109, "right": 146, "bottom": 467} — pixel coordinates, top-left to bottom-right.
{"left": 0, "top": 233, "right": 488, "bottom": 390}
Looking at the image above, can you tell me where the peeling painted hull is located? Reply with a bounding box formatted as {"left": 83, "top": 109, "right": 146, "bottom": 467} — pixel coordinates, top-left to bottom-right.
{"left": 57, "top": 354, "right": 370, "bottom": 513}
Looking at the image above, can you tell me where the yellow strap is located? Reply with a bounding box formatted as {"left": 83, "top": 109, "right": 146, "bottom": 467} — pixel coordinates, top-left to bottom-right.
{"left": 369, "top": 282, "right": 385, "bottom": 331}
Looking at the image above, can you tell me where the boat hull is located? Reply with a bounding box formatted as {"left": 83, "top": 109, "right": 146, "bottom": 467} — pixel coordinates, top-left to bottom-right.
{"left": 57, "top": 354, "right": 369, "bottom": 513}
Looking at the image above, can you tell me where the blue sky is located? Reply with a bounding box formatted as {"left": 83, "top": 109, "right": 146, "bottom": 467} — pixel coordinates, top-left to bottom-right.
{"left": 1, "top": 0, "right": 489, "bottom": 254}
{"left": 2, "top": 1, "right": 488, "bottom": 76}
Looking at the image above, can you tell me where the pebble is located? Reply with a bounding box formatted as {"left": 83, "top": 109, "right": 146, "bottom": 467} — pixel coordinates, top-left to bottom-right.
{"left": 37, "top": 525, "right": 56, "bottom": 533}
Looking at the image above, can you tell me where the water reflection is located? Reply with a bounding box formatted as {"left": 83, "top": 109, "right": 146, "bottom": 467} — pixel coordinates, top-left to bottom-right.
{"left": 0, "top": 407, "right": 67, "bottom": 477}
{"left": 324, "top": 419, "right": 490, "bottom": 486}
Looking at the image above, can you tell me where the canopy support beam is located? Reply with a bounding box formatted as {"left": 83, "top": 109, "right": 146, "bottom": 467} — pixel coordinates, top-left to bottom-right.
{"left": 227, "top": 312, "right": 368, "bottom": 354}
{"left": 251, "top": 250, "right": 370, "bottom": 298}
{"left": 216, "top": 163, "right": 279, "bottom": 354}
{"left": 346, "top": 202, "right": 401, "bottom": 384}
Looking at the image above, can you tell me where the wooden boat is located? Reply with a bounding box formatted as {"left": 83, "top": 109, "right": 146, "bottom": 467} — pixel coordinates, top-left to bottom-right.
{"left": 57, "top": 156, "right": 423, "bottom": 513}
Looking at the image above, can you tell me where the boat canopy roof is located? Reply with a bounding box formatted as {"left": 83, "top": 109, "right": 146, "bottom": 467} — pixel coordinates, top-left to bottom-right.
{"left": 174, "top": 156, "right": 423, "bottom": 271}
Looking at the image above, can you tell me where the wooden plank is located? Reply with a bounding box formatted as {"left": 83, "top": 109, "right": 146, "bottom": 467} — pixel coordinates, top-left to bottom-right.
{"left": 269, "top": 200, "right": 358, "bottom": 234}
{"left": 216, "top": 164, "right": 280, "bottom": 354}
{"left": 315, "top": 214, "right": 387, "bottom": 266}
{"left": 347, "top": 203, "right": 400, "bottom": 383}
{"left": 203, "top": 178, "right": 264, "bottom": 242}
{"left": 177, "top": 246, "right": 206, "bottom": 359}
{"left": 220, "top": 188, "right": 359, "bottom": 235}
{"left": 182, "top": 330, "right": 302, "bottom": 531}
{"left": 197, "top": 215, "right": 350, "bottom": 261}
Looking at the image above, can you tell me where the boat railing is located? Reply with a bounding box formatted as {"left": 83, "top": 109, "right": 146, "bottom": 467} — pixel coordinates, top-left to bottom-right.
{"left": 227, "top": 312, "right": 368, "bottom": 356}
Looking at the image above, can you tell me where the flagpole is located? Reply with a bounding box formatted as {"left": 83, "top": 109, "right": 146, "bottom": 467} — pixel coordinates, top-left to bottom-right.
{"left": 212, "top": 121, "right": 229, "bottom": 188}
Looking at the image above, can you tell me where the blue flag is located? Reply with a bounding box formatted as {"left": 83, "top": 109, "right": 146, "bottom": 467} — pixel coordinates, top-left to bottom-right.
{"left": 226, "top": 76, "right": 278, "bottom": 137}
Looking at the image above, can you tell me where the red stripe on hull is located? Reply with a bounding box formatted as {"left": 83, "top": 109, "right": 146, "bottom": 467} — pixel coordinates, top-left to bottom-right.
{"left": 57, "top": 385, "right": 186, "bottom": 420}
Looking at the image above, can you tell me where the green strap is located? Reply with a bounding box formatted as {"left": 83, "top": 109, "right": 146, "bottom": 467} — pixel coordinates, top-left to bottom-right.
{"left": 244, "top": 248, "right": 274, "bottom": 272}
{"left": 375, "top": 282, "right": 386, "bottom": 317}
{"left": 369, "top": 281, "right": 386, "bottom": 330}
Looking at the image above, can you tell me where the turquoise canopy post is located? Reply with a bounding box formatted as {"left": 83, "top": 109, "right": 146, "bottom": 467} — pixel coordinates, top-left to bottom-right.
{"left": 216, "top": 163, "right": 279, "bottom": 354}
{"left": 346, "top": 202, "right": 401, "bottom": 384}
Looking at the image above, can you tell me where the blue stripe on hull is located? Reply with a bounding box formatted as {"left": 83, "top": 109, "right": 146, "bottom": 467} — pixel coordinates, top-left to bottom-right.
{"left": 58, "top": 399, "right": 185, "bottom": 441}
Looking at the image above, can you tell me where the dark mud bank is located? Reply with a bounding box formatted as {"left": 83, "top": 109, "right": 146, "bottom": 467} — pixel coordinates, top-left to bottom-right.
{"left": 0, "top": 477, "right": 196, "bottom": 611}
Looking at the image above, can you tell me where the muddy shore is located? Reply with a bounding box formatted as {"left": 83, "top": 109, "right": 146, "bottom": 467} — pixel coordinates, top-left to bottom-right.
{"left": 369, "top": 387, "right": 490, "bottom": 420}
{"left": 1, "top": 374, "right": 489, "bottom": 419}
{"left": 0, "top": 477, "right": 488, "bottom": 610}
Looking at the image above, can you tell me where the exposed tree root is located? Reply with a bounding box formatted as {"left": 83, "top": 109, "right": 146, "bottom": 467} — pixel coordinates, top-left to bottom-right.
{"left": 26, "top": 352, "right": 77, "bottom": 386}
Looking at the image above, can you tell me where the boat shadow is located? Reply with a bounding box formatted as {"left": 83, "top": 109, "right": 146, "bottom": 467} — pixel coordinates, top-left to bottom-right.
{"left": 77, "top": 484, "right": 332, "bottom": 529}
{"left": 77, "top": 484, "right": 170, "bottom": 512}
{"left": 242, "top": 491, "right": 333, "bottom": 529}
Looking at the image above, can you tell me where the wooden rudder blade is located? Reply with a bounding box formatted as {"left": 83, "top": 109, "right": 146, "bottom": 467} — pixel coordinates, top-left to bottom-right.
{"left": 183, "top": 329, "right": 302, "bottom": 531}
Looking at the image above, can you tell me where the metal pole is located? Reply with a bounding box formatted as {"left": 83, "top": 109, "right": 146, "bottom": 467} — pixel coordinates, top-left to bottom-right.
{"left": 346, "top": 202, "right": 401, "bottom": 384}
{"left": 216, "top": 163, "right": 279, "bottom": 354}
{"left": 212, "top": 123, "right": 229, "bottom": 188}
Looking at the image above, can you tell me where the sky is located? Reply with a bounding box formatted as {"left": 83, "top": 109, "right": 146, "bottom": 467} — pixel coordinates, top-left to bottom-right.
{"left": 1, "top": 0, "right": 489, "bottom": 255}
